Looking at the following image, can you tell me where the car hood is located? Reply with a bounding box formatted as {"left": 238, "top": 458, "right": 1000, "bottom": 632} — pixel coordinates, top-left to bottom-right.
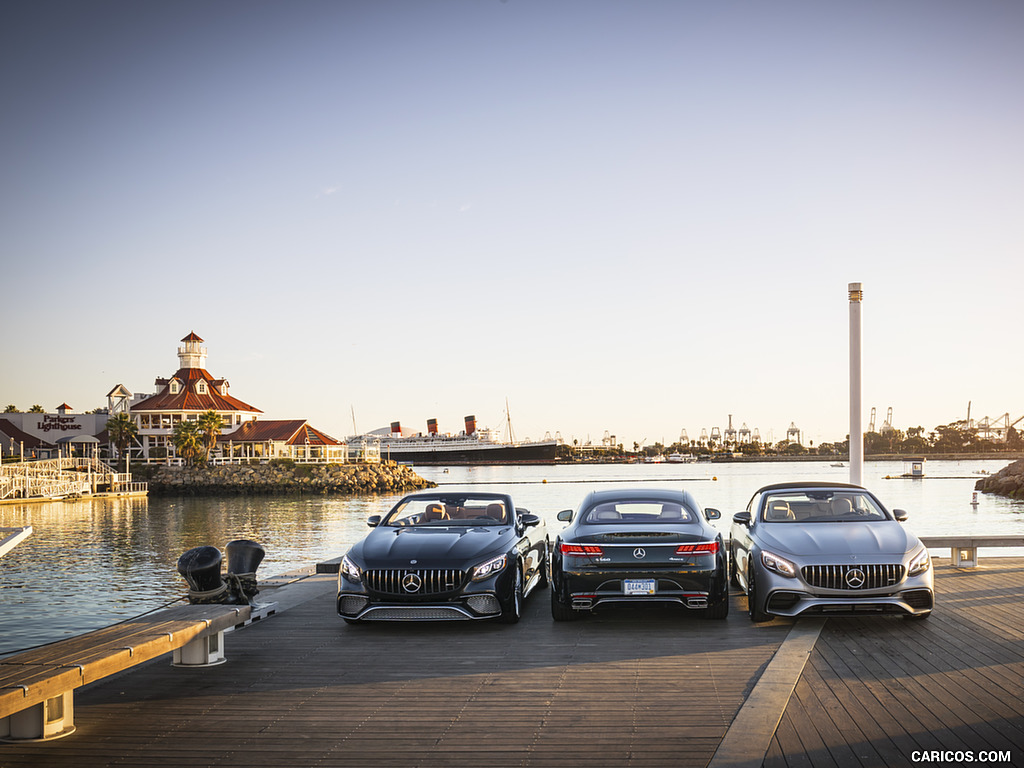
{"left": 758, "top": 521, "right": 917, "bottom": 557}
{"left": 353, "top": 525, "right": 512, "bottom": 568}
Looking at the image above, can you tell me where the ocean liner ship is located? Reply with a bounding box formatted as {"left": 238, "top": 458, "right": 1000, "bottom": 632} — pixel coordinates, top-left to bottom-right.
{"left": 347, "top": 415, "right": 560, "bottom": 465}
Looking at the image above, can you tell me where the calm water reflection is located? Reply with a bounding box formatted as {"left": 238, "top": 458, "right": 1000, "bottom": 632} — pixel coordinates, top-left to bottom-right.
{"left": 1, "top": 459, "right": 1021, "bottom": 655}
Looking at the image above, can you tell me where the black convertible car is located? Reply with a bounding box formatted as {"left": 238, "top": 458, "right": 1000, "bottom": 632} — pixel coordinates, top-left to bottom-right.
{"left": 550, "top": 488, "right": 729, "bottom": 620}
{"left": 337, "top": 491, "right": 548, "bottom": 623}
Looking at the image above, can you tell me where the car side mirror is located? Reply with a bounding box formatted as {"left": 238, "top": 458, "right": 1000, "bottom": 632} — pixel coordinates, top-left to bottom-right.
{"left": 367, "top": 515, "right": 381, "bottom": 528}
{"left": 520, "top": 513, "right": 541, "bottom": 528}
{"left": 704, "top": 508, "right": 721, "bottom": 521}
{"left": 556, "top": 509, "right": 573, "bottom": 522}
{"left": 732, "top": 511, "right": 751, "bottom": 526}
{"left": 893, "top": 509, "right": 908, "bottom": 522}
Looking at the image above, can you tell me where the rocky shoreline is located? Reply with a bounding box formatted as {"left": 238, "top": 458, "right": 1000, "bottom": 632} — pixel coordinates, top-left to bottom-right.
{"left": 974, "top": 458, "right": 1024, "bottom": 499}
{"left": 134, "top": 461, "right": 435, "bottom": 497}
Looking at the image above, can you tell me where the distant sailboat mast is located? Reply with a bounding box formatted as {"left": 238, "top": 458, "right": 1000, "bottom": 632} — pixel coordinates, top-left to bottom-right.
{"left": 505, "top": 397, "right": 517, "bottom": 446}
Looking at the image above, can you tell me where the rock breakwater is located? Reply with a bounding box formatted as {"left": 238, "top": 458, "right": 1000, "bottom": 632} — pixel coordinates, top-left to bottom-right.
{"left": 975, "top": 459, "right": 1024, "bottom": 499}
{"left": 137, "top": 461, "right": 435, "bottom": 497}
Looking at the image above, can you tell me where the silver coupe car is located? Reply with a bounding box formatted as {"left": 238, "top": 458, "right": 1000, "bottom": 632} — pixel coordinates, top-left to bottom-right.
{"left": 730, "top": 482, "right": 934, "bottom": 621}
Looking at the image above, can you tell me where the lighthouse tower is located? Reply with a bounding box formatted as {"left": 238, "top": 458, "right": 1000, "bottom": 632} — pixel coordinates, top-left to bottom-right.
{"left": 177, "top": 331, "right": 208, "bottom": 369}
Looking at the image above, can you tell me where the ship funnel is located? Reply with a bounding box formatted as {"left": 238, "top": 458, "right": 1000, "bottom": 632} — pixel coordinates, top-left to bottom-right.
{"left": 390, "top": 421, "right": 401, "bottom": 436}
{"left": 464, "top": 415, "right": 476, "bottom": 435}
{"left": 427, "top": 418, "right": 438, "bottom": 435}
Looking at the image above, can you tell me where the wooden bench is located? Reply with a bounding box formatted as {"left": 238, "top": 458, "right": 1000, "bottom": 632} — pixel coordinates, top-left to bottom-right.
{"left": 0, "top": 603, "right": 252, "bottom": 741}
{"left": 920, "top": 535, "right": 1024, "bottom": 568}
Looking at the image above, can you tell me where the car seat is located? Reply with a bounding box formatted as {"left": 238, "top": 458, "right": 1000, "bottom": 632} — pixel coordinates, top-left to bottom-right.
{"left": 766, "top": 500, "right": 795, "bottom": 521}
{"left": 423, "top": 503, "right": 448, "bottom": 521}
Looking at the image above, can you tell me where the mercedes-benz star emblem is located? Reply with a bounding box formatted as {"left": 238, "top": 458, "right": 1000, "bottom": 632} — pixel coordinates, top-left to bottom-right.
{"left": 633, "top": 548, "right": 646, "bottom": 559}
{"left": 845, "top": 568, "right": 866, "bottom": 588}
{"left": 402, "top": 573, "right": 423, "bottom": 593}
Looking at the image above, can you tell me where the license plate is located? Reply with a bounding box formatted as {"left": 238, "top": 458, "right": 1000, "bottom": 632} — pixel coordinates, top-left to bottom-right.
{"left": 624, "top": 579, "right": 656, "bottom": 595}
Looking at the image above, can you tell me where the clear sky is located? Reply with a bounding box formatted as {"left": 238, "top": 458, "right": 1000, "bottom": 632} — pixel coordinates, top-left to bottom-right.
{"left": 2, "top": 1, "right": 1022, "bottom": 450}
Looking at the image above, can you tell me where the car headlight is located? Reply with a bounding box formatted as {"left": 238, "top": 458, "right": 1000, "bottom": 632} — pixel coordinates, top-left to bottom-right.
{"left": 340, "top": 554, "right": 362, "bottom": 584}
{"left": 761, "top": 549, "right": 797, "bottom": 578}
{"left": 907, "top": 546, "right": 931, "bottom": 577}
{"left": 471, "top": 553, "right": 507, "bottom": 582}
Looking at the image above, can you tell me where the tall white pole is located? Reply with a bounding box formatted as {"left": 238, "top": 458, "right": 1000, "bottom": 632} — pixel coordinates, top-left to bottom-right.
{"left": 849, "top": 282, "right": 864, "bottom": 486}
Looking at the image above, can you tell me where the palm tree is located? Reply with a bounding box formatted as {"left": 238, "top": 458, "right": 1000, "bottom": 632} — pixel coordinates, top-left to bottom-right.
{"left": 3, "top": 404, "right": 19, "bottom": 413}
{"left": 171, "top": 420, "right": 204, "bottom": 466}
{"left": 197, "top": 410, "right": 224, "bottom": 463}
{"left": 106, "top": 412, "right": 138, "bottom": 471}
{"left": 28, "top": 405, "right": 45, "bottom": 413}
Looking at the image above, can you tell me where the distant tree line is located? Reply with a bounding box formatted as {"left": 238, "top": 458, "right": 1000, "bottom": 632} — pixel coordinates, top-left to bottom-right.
{"left": 4, "top": 404, "right": 106, "bottom": 414}
{"left": 622, "top": 420, "right": 1023, "bottom": 459}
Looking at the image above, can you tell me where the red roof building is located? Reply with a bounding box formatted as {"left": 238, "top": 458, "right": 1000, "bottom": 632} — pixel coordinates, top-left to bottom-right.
{"left": 219, "top": 420, "right": 346, "bottom": 463}
{"left": 110, "top": 333, "right": 347, "bottom": 464}
{"left": 121, "top": 332, "right": 262, "bottom": 462}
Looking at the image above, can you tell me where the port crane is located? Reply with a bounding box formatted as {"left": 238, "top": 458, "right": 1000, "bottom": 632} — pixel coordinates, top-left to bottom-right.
{"left": 786, "top": 422, "right": 801, "bottom": 445}
{"left": 963, "top": 402, "right": 1023, "bottom": 442}
{"left": 880, "top": 407, "right": 895, "bottom": 434}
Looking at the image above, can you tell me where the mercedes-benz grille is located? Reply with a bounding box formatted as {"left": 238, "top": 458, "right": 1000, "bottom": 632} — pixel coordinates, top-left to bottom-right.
{"left": 801, "top": 564, "right": 905, "bottom": 590}
{"left": 364, "top": 568, "right": 466, "bottom": 597}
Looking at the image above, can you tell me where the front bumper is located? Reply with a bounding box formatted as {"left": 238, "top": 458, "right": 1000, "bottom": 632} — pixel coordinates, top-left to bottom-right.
{"left": 337, "top": 565, "right": 511, "bottom": 622}
{"left": 338, "top": 592, "right": 503, "bottom": 621}
{"left": 758, "top": 565, "right": 934, "bottom": 617}
{"left": 763, "top": 588, "right": 934, "bottom": 617}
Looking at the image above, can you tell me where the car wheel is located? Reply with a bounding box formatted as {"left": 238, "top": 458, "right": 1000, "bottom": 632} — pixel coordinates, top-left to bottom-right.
{"left": 498, "top": 564, "right": 523, "bottom": 624}
{"left": 537, "top": 541, "right": 549, "bottom": 588}
{"left": 550, "top": 588, "right": 581, "bottom": 622}
{"left": 746, "top": 564, "right": 771, "bottom": 622}
{"left": 703, "top": 595, "right": 729, "bottom": 620}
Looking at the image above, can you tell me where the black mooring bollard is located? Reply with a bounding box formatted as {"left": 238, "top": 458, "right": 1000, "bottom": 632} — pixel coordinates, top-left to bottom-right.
{"left": 225, "top": 539, "right": 265, "bottom": 602}
{"left": 177, "top": 545, "right": 228, "bottom": 604}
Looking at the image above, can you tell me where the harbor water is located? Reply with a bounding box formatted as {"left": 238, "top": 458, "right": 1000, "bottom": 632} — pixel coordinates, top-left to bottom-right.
{"left": 1, "top": 459, "right": 1021, "bottom": 656}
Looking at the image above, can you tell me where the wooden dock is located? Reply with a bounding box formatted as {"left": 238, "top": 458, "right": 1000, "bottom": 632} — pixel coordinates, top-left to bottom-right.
{"left": 2, "top": 560, "right": 1022, "bottom": 767}
{"left": 765, "top": 559, "right": 1024, "bottom": 768}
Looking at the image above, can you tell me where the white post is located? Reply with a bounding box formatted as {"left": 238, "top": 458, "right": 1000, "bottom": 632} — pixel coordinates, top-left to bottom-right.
{"left": 849, "top": 282, "right": 864, "bottom": 486}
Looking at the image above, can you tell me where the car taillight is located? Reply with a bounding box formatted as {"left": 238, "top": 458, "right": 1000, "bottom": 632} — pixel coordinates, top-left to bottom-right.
{"left": 560, "top": 543, "right": 604, "bottom": 556}
{"left": 675, "top": 541, "right": 719, "bottom": 555}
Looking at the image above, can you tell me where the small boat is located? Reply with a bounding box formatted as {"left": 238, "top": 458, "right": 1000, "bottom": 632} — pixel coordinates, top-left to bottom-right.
{"left": 667, "top": 453, "right": 695, "bottom": 463}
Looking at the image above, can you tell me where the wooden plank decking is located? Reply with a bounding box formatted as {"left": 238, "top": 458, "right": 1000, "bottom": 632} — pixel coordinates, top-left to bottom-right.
{"left": 765, "top": 559, "right": 1024, "bottom": 768}
{"left": 1, "top": 560, "right": 1022, "bottom": 767}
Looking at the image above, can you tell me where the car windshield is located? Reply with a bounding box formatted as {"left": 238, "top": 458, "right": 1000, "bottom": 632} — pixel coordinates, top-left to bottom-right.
{"left": 760, "top": 490, "right": 889, "bottom": 523}
{"left": 581, "top": 500, "right": 695, "bottom": 524}
{"left": 382, "top": 497, "right": 509, "bottom": 527}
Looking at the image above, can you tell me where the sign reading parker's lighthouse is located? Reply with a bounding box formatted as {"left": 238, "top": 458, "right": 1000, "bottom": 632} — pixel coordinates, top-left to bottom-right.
{"left": 36, "top": 415, "right": 83, "bottom": 433}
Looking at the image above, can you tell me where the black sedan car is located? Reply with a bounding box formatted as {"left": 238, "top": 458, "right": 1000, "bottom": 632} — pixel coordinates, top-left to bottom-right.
{"left": 549, "top": 488, "right": 729, "bottom": 620}
{"left": 337, "top": 491, "right": 548, "bottom": 624}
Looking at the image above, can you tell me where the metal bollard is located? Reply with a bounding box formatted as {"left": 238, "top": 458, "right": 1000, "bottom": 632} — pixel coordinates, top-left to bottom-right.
{"left": 177, "top": 546, "right": 228, "bottom": 604}
{"left": 225, "top": 539, "right": 266, "bottom": 602}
